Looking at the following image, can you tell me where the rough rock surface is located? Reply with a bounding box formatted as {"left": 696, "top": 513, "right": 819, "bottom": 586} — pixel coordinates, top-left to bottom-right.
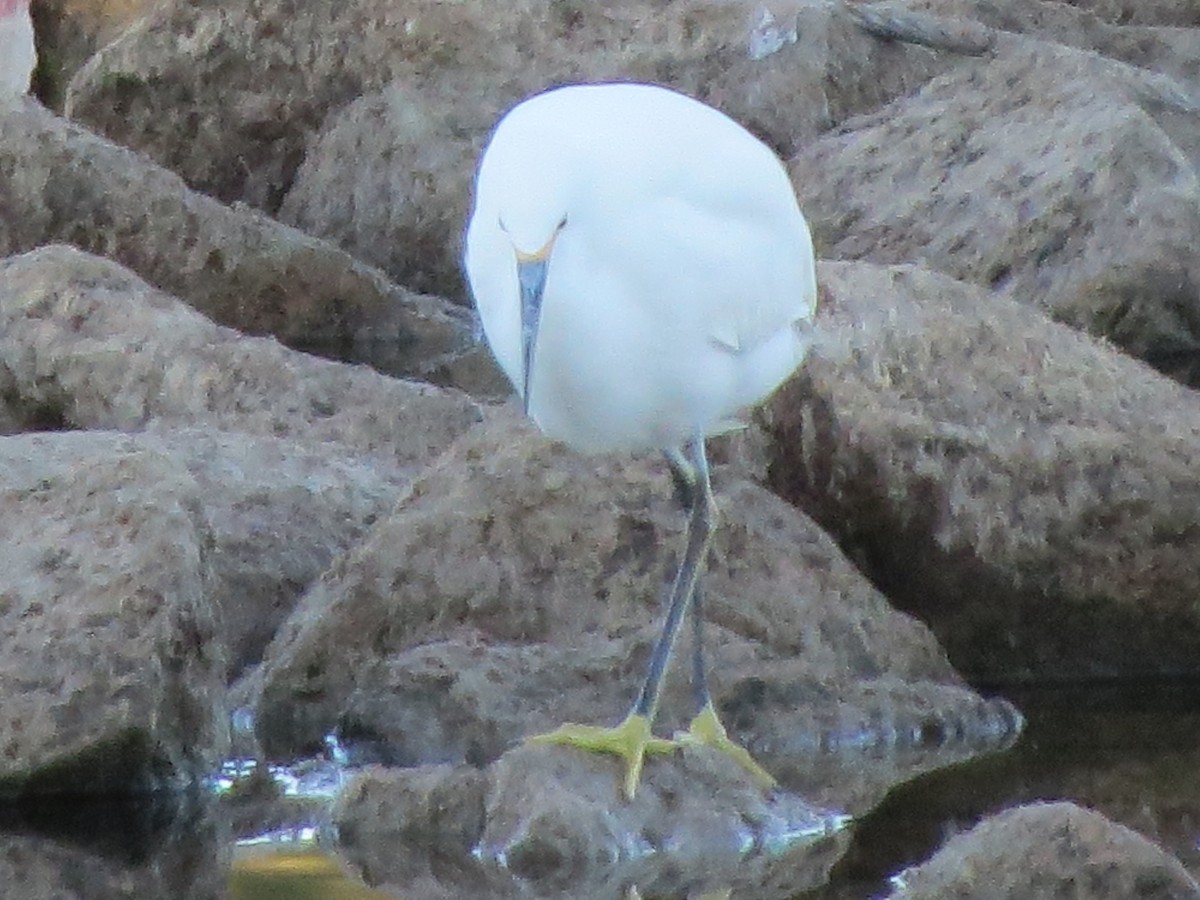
{"left": 251, "top": 409, "right": 1017, "bottom": 767}
{"left": 31, "top": 0, "right": 157, "bottom": 108}
{"left": 66, "top": 0, "right": 958, "bottom": 294}
{"left": 1062, "top": 0, "right": 1200, "bottom": 27}
{"left": 0, "top": 798, "right": 224, "bottom": 899}
{"left": 333, "top": 745, "right": 851, "bottom": 899}
{"left": 755, "top": 261, "right": 1200, "bottom": 682}
{"left": 911, "top": 0, "right": 1200, "bottom": 88}
{"left": 156, "top": 428, "right": 409, "bottom": 680}
{"left": 789, "top": 38, "right": 1200, "bottom": 377}
{"left": 0, "top": 430, "right": 226, "bottom": 796}
{"left": 888, "top": 801, "right": 1200, "bottom": 898}
{"left": 0, "top": 98, "right": 474, "bottom": 378}
{"left": 0, "top": 245, "right": 480, "bottom": 469}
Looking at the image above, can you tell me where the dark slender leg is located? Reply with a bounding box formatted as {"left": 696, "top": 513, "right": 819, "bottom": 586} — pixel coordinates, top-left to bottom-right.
{"left": 690, "top": 580, "right": 710, "bottom": 714}
{"left": 666, "top": 446, "right": 713, "bottom": 716}
{"left": 527, "top": 434, "right": 771, "bottom": 797}
{"left": 664, "top": 446, "right": 696, "bottom": 510}
{"left": 669, "top": 449, "right": 777, "bottom": 792}
{"left": 632, "top": 436, "right": 713, "bottom": 722}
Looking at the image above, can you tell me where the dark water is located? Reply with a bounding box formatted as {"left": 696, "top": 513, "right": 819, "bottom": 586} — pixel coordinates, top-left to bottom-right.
{"left": 4, "top": 681, "right": 1200, "bottom": 899}
{"left": 804, "top": 680, "right": 1200, "bottom": 897}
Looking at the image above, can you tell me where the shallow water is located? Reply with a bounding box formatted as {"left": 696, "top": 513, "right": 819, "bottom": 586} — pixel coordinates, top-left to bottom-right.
{"left": 803, "top": 680, "right": 1200, "bottom": 897}
{"left": 3, "top": 681, "right": 1199, "bottom": 899}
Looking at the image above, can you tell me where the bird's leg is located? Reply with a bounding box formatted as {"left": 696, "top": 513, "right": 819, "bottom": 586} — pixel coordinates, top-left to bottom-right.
{"left": 629, "top": 435, "right": 713, "bottom": 725}
{"left": 526, "top": 437, "right": 712, "bottom": 799}
{"left": 664, "top": 446, "right": 695, "bottom": 509}
{"left": 664, "top": 441, "right": 776, "bottom": 791}
{"left": 678, "top": 578, "right": 776, "bottom": 791}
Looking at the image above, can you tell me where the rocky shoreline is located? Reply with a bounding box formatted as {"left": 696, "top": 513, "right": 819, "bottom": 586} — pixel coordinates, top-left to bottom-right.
{"left": 2, "top": 0, "right": 1199, "bottom": 895}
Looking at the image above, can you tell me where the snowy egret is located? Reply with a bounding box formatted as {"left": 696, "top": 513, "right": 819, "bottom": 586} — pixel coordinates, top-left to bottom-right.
{"left": 0, "top": 0, "right": 34, "bottom": 96}
{"left": 465, "top": 83, "right": 817, "bottom": 798}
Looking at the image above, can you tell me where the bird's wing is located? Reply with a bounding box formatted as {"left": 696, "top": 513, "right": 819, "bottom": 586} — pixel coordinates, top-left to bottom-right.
{"left": 706, "top": 217, "right": 818, "bottom": 355}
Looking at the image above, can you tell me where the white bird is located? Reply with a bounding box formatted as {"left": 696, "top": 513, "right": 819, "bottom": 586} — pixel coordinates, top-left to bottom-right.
{"left": 465, "top": 83, "right": 817, "bottom": 799}
{"left": 0, "top": 0, "right": 34, "bottom": 97}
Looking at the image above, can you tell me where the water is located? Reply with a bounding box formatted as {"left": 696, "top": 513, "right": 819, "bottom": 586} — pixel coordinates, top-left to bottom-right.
{"left": 3, "top": 681, "right": 1198, "bottom": 899}
{"left": 804, "top": 679, "right": 1200, "bottom": 897}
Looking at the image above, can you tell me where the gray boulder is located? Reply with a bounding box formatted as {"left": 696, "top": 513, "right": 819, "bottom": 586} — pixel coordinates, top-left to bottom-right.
{"left": 754, "top": 261, "right": 1200, "bottom": 682}
{"left": 889, "top": 801, "right": 1200, "bottom": 899}
{"left": 252, "top": 409, "right": 1016, "bottom": 767}
{"left": 0, "top": 99, "right": 473, "bottom": 377}
{"left": 0, "top": 431, "right": 226, "bottom": 796}
{"left": 0, "top": 245, "right": 480, "bottom": 468}
{"left": 789, "top": 38, "right": 1200, "bottom": 378}
{"left": 66, "top": 0, "right": 961, "bottom": 293}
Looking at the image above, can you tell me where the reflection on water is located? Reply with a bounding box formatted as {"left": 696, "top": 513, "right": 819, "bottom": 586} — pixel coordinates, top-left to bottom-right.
{"left": 5, "top": 683, "right": 1199, "bottom": 898}
{"left": 231, "top": 846, "right": 389, "bottom": 900}
{"left": 799, "top": 680, "right": 1200, "bottom": 898}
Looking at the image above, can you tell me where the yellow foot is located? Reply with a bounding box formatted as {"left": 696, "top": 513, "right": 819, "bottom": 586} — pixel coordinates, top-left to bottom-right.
{"left": 526, "top": 712, "right": 677, "bottom": 799}
{"left": 676, "top": 702, "right": 776, "bottom": 791}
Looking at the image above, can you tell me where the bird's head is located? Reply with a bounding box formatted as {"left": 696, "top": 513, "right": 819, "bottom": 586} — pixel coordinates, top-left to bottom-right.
{"left": 484, "top": 132, "right": 573, "bottom": 416}
{"left": 468, "top": 89, "right": 599, "bottom": 415}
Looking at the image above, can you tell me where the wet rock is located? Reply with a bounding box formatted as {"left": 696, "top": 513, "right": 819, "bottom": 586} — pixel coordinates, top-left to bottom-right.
{"left": 334, "top": 744, "right": 851, "bottom": 899}
{"left": 0, "top": 430, "right": 226, "bottom": 796}
{"left": 65, "top": 0, "right": 957, "bottom": 294}
{"left": 0, "top": 823, "right": 224, "bottom": 900}
{"left": 0, "top": 99, "right": 474, "bottom": 377}
{"left": 0, "top": 245, "right": 480, "bottom": 468}
{"left": 335, "top": 763, "right": 488, "bottom": 856}
{"left": 888, "top": 801, "right": 1200, "bottom": 898}
{"left": 756, "top": 261, "right": 1200, "bottom": 682}
{"left": 790, "top": 39, "right": 1200, "bottom": 379}
{"left": 251, "top": 408, "right": 1015, "bottom": 768}
{"left": 335, "top": 638, "right": 1020, "bottom": 795}
{"left": 976, "top": 684, "right": 1200, "bottom": 877}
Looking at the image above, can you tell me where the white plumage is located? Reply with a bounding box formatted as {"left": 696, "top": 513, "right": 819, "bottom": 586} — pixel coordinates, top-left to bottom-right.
{"left": 0, "top": 0, "right": 34, "bottom": 97}
{"left": 465, "top": 82, "right": 816, "bottom": 453}
{"left": 462, "top": 82, "right": 818, "bottom": 798}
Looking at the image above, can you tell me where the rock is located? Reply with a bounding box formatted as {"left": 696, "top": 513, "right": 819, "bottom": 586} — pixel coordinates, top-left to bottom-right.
{"left": 911, "top": 0, "right": 1200, "bottom": 92}
{"left": 1064, "top": 0, "right": 1200, "bottom": 27}
{"left": 334, "top": 639, "right": 1020, "bottom": 785}
{"left": 0, "top": 99, "right": 475, "bottom": 378}
{"left": 0, "top": 0, "right": 34, "bottom": 96}
{"left": 0, "top": 430, "right": 226, "bottom": 796}
{"left": 30, "top": 0, "right": 155, "bottom": 108}
{"left": 866, "top": 0, "right": 1200, "bottom": 142}
{"left": 156, "top": 428, "right": 409, "bottom": 680}
{"left": 333, "top": 744, "right": 851, "bottom": 898}
{"left": 755, "top": 261, "right": 1200, "bottom": 682}
{"left": 276, "top": 83, "right": 487, "bottom": 300}
{"left": 988, "top": 683, "right": 1200, "bottom": 876}
{"left": 888, "top": 801, "right": 1200, "bottom": 898}
{"left": 789, "top": 38, "right": 1200, "bottom": 379}
{"left": 66, "top": 0, "right": 958, "bottom": 292}
{"left": 0, "top": 245, "right": 480, "bottom": 469}
{"left": 0, "top": 823, "right": 224, "bottom": 900}
{"left": 251, "top": 408, "right": 1017, "bottom": 768}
